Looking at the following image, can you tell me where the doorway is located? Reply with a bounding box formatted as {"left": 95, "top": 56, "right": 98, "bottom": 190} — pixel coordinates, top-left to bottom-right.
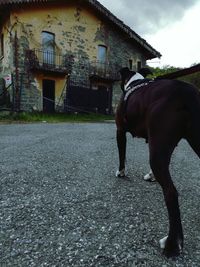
{"left": 42, "top": 79, "right": 55, "bottom": 112}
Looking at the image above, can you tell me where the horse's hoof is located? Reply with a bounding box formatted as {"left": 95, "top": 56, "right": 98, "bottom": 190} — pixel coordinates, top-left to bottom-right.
{"left": 143, "top": 170, "right": 156, "bottom": 182}
{"left": 160, "top": 236, "right": 183, "bottom": 258}
{"left": 116, "top": 169, "right": 125, "bottom": 178}
{"left": 163, "top": 245, "right": 181, "bottom": 258}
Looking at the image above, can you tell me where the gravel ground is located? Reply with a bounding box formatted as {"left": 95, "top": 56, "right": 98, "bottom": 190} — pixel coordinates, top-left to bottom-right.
{"left": 0, "top": 122, "right": 200, "bottom": 267}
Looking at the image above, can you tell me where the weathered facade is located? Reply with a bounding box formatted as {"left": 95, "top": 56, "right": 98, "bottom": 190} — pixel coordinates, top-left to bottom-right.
{"left": 0, "top": 0, "right": 161, "bottom": 113}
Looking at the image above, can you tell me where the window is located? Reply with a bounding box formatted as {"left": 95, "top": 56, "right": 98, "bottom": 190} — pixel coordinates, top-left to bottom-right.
{"left": 42, "top": 31, "right": 55, "bottom": 64}
{"left": 129, "top": 59, "right": 133, "bottom": 70}
{"left": 137, "top": 61, "right": 141, "bottom": 71}
{"left": 0, "top": 34, "right": 4, "bottom": 58}
{"left": 97, "top": 45, "right": 107, "bottom": 63}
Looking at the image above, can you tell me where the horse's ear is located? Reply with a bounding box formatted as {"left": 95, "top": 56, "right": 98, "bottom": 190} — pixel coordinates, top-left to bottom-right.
{"left": 138, "top": 67, "right": 153, "bottom": 78}
{"left": 119, "top": 67, "right": 132, "bottom": 80}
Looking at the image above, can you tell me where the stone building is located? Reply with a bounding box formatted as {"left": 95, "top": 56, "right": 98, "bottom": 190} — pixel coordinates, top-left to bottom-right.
{"left": 0, "top": 0, "right": 161, "bottom": 114}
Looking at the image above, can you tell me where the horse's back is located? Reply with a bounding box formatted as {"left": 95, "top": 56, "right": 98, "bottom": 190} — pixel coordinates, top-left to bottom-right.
{"left": 125, "top": 79, "right": 200, "bottom": 139}
{"left": 127, "top": 78, "right": 200, "bottom": 113}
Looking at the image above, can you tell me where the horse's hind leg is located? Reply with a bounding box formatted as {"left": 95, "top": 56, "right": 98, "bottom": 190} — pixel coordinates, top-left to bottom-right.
{"left": 149, "top": 140, "right": 183, "bottom": 257}
{"left": 116, "top": 129, "right": 127, "bottom": 177}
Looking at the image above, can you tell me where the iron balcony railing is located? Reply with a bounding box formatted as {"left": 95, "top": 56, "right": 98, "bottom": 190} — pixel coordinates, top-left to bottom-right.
{"left": 89, "top": 61, "right": 120, "bottom": 81}
{"left": 26, "top": 49, "right": 73, "bottom": 74}
{"left": 26, "top": 50, "right": 120, "bottom": 80}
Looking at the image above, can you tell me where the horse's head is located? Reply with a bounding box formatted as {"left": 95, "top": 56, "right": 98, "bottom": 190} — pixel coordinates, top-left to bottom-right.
{"left": 119, "top": 67, "right": 136, "bottom": 92}
{"left": 119, "top": 67, "right": 153, "bottom": 92}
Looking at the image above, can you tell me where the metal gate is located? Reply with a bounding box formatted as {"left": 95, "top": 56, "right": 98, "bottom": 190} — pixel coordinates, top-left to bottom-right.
{"left": 66, "top": 85, "right": 112, "bottom": 114}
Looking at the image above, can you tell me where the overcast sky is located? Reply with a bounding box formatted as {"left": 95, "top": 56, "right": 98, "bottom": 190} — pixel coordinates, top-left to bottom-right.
{"left": 98, "top": 0, "right": 200, "bottom": 68}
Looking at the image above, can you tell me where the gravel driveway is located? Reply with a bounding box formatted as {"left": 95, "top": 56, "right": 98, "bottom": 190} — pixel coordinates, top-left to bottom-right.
{"left": 0, "top": 122, "right": 200, "bottom": 267}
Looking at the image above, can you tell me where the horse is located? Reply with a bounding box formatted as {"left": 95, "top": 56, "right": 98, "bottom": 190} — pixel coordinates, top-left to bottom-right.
{"left": 115, "top": 67, "right": 200, "bottom": 257}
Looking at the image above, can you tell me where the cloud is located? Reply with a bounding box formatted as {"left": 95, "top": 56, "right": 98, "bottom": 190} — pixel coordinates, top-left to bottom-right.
{"left": 99, "top": 0, "right": 199, "bottom": 35}
{"left": 145, "top": 2, "right": 200, "bottom": 67}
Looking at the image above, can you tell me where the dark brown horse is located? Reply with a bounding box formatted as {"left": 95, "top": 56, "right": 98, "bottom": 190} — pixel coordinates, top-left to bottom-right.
{"left": 115, "top": 67, "right": 200, "bottom": 257}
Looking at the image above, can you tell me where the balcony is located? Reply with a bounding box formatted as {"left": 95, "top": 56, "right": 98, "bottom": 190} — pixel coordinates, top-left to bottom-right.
{"left": 26, "top": 49, "right": 73, "bottom": 74}
{"left": 89, "top": 61, "right": 120, "bottom": 82}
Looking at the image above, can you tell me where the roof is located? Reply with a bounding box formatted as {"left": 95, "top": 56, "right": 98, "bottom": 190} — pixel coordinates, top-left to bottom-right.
{"left": 0, "top": 0, "right": 161, "bottom": 59}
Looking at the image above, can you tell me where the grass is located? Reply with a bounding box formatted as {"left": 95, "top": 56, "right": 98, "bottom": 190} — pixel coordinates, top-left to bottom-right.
{"left": 0, "top": 111, "right": 114, "bottom": 123}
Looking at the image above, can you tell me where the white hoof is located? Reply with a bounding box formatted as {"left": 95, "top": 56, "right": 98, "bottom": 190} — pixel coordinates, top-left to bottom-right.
{"left": 143, "top": 170, "right": 156, "bottom": 182}
{"left": 159, "top": 236, "right": 168, "bottom": 249}
{"left": 116, "top": 169, "right": 125, "bottom": 177}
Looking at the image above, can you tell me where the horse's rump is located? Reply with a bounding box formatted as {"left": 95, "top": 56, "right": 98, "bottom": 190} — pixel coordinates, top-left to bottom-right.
{"left": 125, "top": 79, "right": 200, "bottom": 139}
